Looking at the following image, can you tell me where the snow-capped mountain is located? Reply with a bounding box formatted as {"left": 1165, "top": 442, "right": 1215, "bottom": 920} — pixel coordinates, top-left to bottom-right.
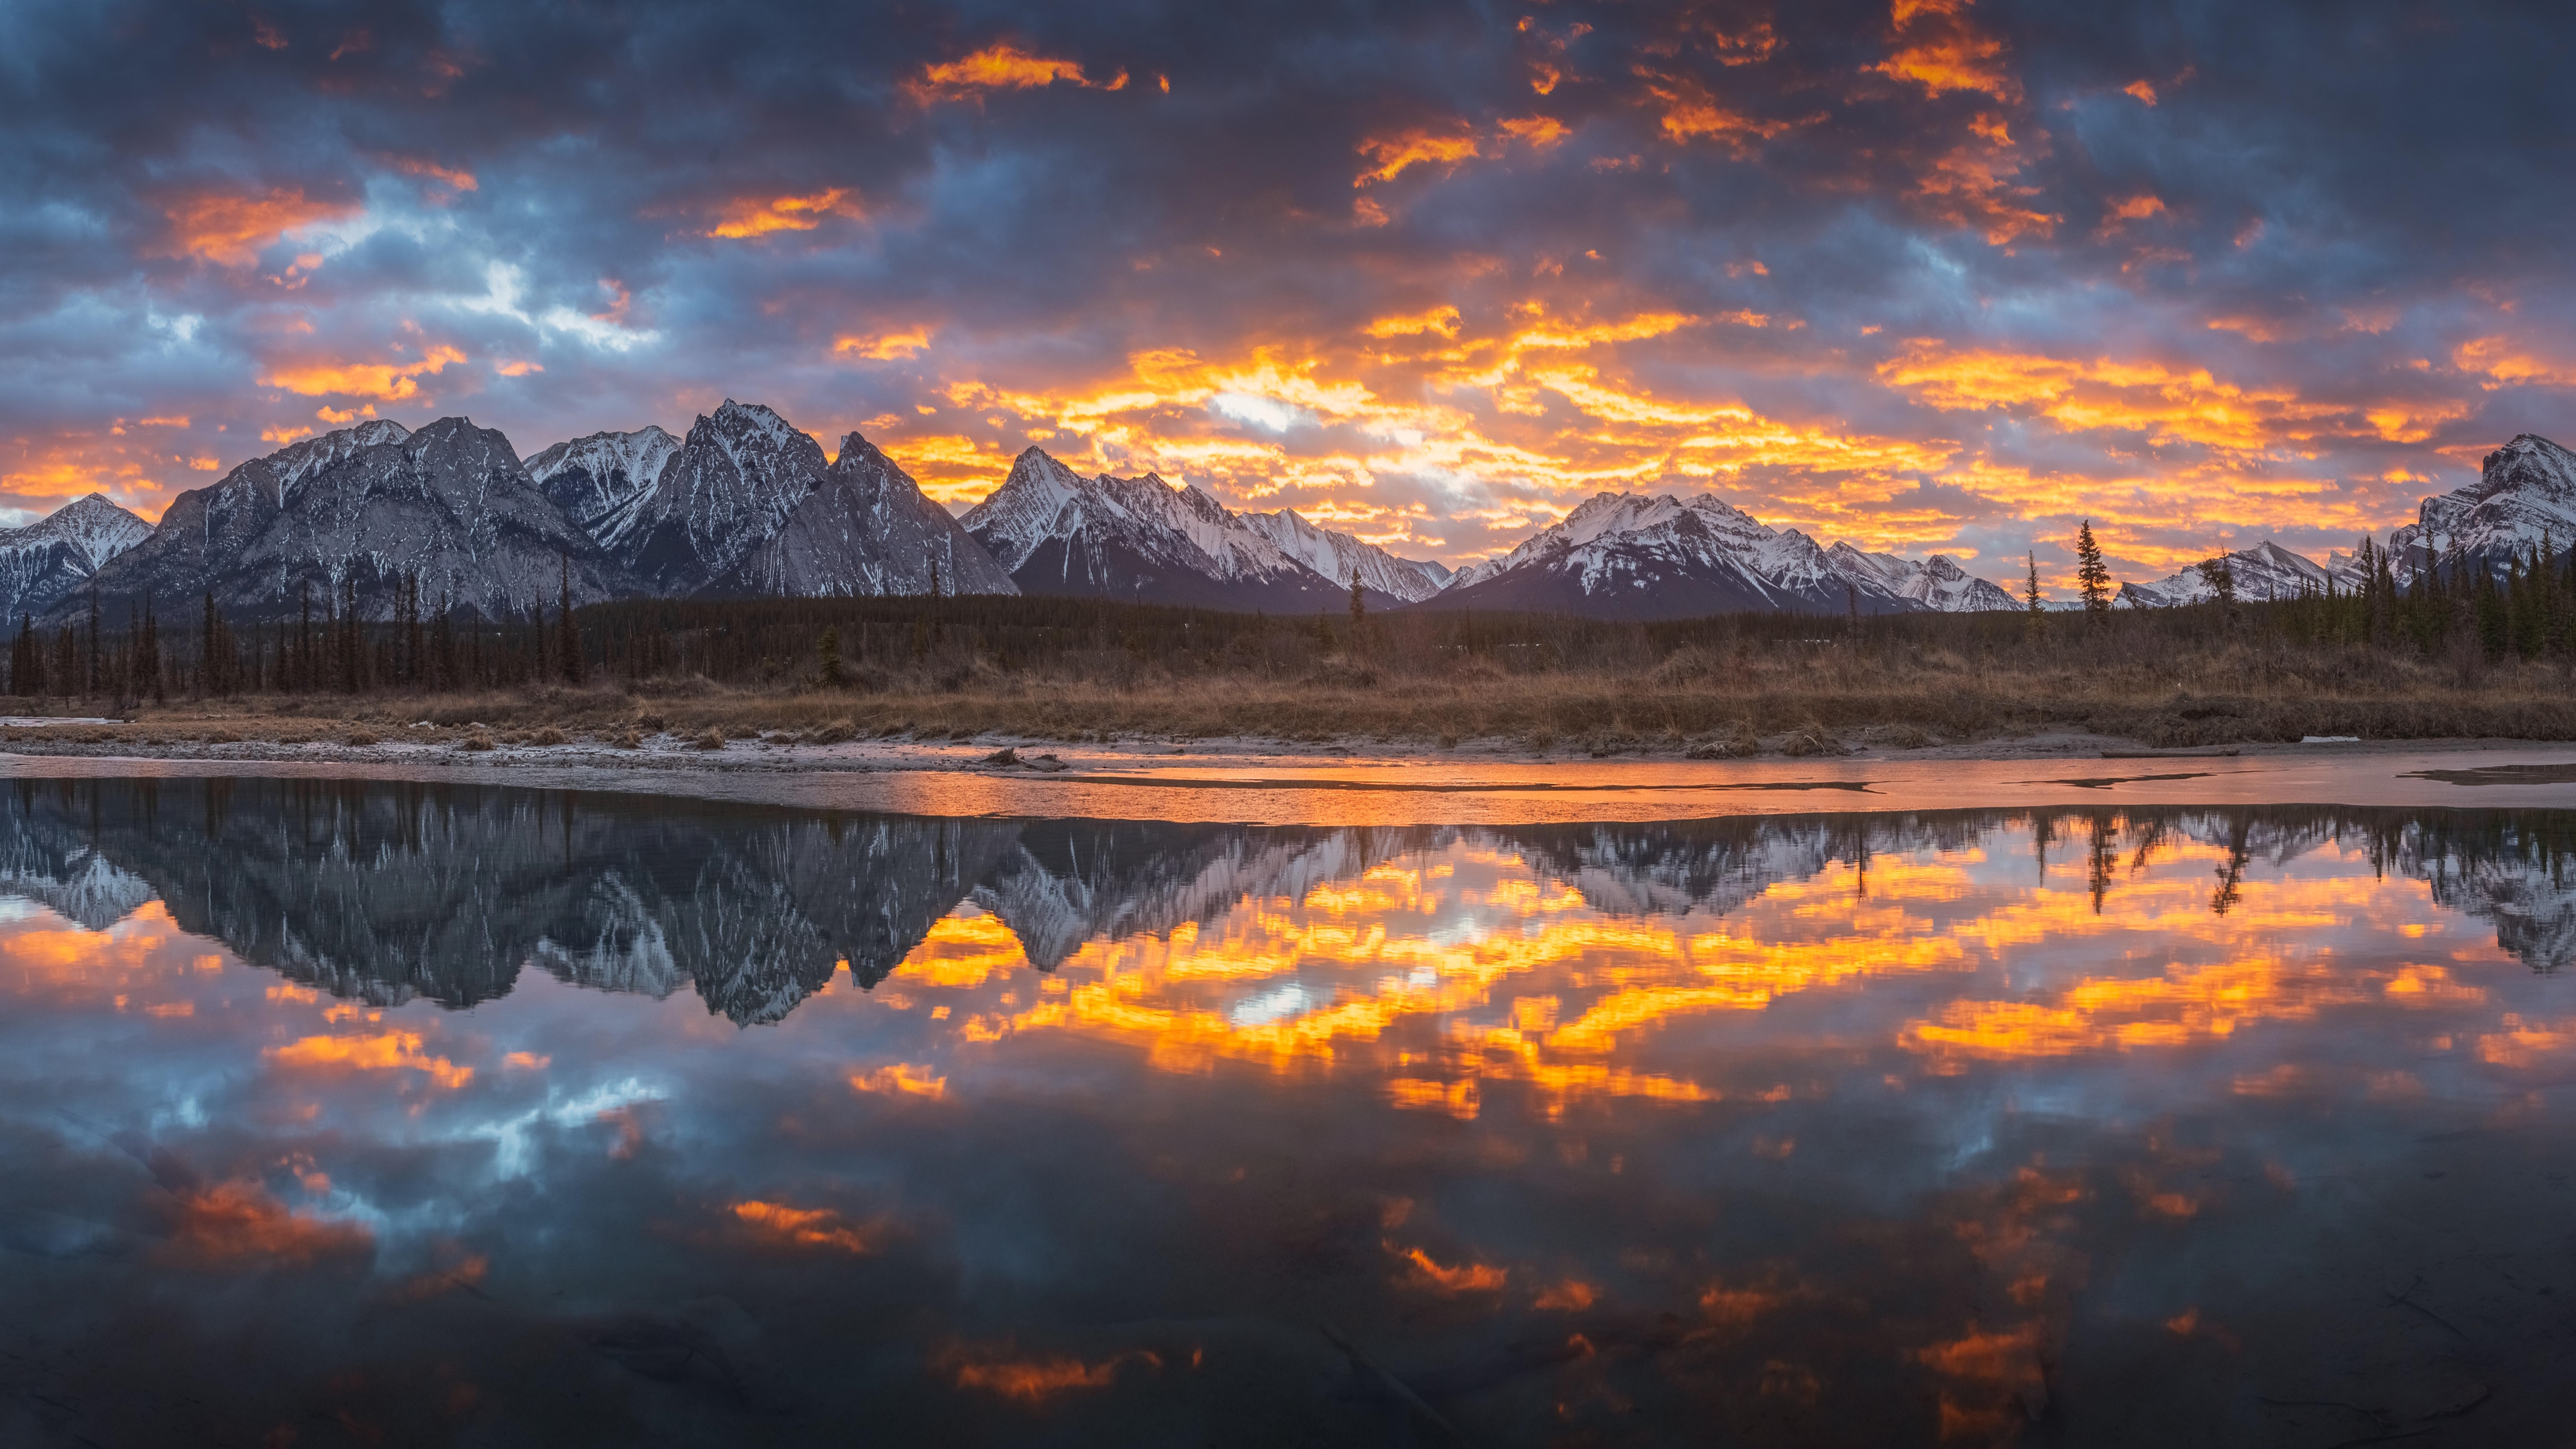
{"left": 0, "top": 494, "right": 151, "bottom": 623}
{"left": 612, "top": 400, "right": 829, "bottom": 594}
{"left": 63, "top": 417, "right": 633, "bottom": 623}
{"left": 525, "top": 425, "right": 679, "bottom": 557}
{"left": 960, "top": 447, "right": 1368, "bottom": 610}
{"left": 1238, "top": 508, "right": 1453, "bottom": 603}
{"left": 2118, "top": 540, "right": 2334, "bottom": 607}
{"left": 707, "top": 431, "right": 1016, "bottom": 597}
{"left": 1825, "top": 543, "right": 2021, "bottom": 612}
{"left": 1430, "top": 492, "right": 1955, "bottom": 619}
{"left": 2382, "top": 433, "right": 2576, "bottom": 586}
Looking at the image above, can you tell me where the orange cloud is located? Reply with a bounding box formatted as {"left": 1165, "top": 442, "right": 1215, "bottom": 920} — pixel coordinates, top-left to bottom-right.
{"left": 1877, "top": 341, "right": 2357, "bottom": 453}
{"left": 163, "top": 1178, "right": 372, "bottom": 1268}
{"left": 947, "top": 1344, "right": 1162, "bottom": 1401}
{"left": 912, "top": 44, "right": 1126, "bottom": 101}
{"left": 849, "top": 1062, "right": 947, "bottom": 1097}
{"left": 1354, "top": 126, "right": 1483, "bottom": 186}
{"left": 261, "top": 344, "right": 466, "bottom": 401}
{"left": 731, "top": 1199, "right": 877, "bottom": 1253}
{"left": 268, "top": 1028, "right": 474, "bottom": 1088}
{"left": 1642, "top": 74, "right": 1802, "bottom": 150}
{"left": 1396, "top": 1244, "right": 1508, "bottom": 1292}
{"left": 1497, "top": 114, "right": 1570, "bottom": 148}
{"left": 390, "top": 157, "right": 477, "bottom": 193}
{"left": 835, "top": 326, "right": 934, "bottom": 360}
{"left": 706, "top": 189, "right": 861, "bottom": 239}
{"left": 1873, "top": 0, "right": 2021, "bottom": 103}
{"left": 2454, "top": 335, "right": 2576, "bottom": 390}
{"left": 2125, "top": 79, "right": 2159, "bottom": 105}
{"left": 158, "top": 186, "right": 361, "bottom": 267}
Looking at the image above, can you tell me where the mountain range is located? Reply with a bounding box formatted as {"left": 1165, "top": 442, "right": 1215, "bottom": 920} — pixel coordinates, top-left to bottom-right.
{"left": 20, "top": 409, "right": 2576, "bottom": 625}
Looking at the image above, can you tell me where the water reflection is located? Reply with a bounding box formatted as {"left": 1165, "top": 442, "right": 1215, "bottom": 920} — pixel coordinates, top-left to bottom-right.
{"left": 0, "top": 777, "right": 2571, "bottom": 1445}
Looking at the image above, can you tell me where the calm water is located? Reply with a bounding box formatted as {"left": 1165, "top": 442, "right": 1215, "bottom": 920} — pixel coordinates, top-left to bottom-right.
{"left": 3, "top": 779, "right": 2573, "bottom": 1446}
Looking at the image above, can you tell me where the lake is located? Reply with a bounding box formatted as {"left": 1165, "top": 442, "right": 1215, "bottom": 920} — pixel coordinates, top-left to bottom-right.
{"left": 2, "top": 775, "right": 2571, "bottom": 1445}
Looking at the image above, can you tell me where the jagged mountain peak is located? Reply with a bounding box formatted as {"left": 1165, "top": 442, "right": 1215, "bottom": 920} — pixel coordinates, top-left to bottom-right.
{"left": 963, "top": 449, "right": 1370, "bottom": 610}
{"left": 15, "top": 494, "right": 152, "bottom": 570}
{"left": 1434, "top": 486, "right": 2017, "bottom": 618}
{"left": 705, "top": 426, "right": 1017, "bottom": 598}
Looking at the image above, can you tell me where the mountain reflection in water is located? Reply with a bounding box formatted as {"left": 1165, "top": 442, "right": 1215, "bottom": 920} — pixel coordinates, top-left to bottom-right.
{"left": 1, "top": 777, "right": 2573, "bottom": 1446}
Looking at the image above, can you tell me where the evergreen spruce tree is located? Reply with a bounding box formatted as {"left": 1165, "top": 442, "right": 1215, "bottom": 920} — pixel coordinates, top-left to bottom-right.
{"left": 818, "top": 625, "right": 845, "bottom": 685}
{"left": 2074, "top": 521, "right": 2112, "bottom": 618}
{"left": 557, "top": 557, "right": 583, "bottom": 684}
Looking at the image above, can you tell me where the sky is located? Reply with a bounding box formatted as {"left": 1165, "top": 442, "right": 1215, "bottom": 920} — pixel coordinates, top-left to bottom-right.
{"left": 3, "top": 0, "right": 2573, "bottom": 588}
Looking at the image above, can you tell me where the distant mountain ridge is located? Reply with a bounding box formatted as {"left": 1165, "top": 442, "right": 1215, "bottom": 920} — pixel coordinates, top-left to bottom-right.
{"left": 959, "top": 447, "right": 1406, "bottom": 610}
{"left": 50, "top": 407, "right": 2576, "bottom": 623}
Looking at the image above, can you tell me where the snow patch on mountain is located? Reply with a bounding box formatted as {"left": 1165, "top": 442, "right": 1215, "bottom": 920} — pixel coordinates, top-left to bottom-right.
{"left": 619, "top": 400, "right": 828, "bottom": 593}
{"left": 961, "top": 447, "right": 1357, "bottom": 609}
{"left": 0, "top": 495, "right": 153, "bottom": 623}
{"left": 1239, "top": 508, "right": 1453, "bottom": 602}
{"left": 2119, "top": 541, "right": 2334, "bottom": 607}
{"left": 525, "top": 425, "right": 680, "bottom": 555}
{"left": 1434, "top": 490, "right": 2017, "bottom": 618}
{"left": 2383, "top": 434, "right": 2576, "bottom": 585}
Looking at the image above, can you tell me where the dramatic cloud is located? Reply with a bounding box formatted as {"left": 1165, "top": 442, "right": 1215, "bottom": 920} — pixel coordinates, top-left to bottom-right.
{"left": 1, "top": 0, "right": 2570, "bottom": 588}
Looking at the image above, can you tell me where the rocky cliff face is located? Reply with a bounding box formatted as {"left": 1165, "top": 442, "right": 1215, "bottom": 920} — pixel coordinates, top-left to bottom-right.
{"left": 525, "top": 426, "right": 680, "bottom": 557}
{"left": 610, "top": 400, "right": 829, "bottom": 594}
{"left": 2381, "top": 433, "right": 2576, "bottom": 585}
{"left": 58, "top": 417, "right": 633, "bottom": 623}
{"left": 706, "top": 431, "right": 1016, "bottom": 597}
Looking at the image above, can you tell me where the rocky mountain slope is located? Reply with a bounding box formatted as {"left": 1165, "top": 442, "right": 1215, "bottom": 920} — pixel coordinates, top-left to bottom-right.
{"left": 58, "top": 417, "right": 633, "bottom": 623}
{"left": 707, "top": 431, "right": 1014, "bottom": 597}
{"left": 524, "top": 425, "right": 680, "bottom": 557}
{"left": 961, "top": 447, "right": 1375, "bottom": 610}
{"left": 1238, "top": 508, "right": 1452, "bottom": 602}
{"left": 2118, "top": 541, "right": 2336, "bottom": 607}
{"left": 0, "top": 494, "right": 151, "bottom": 623}
{"left": 2383, "top": 433, "right": 2576, "bottom": 585}
{"left": 608, "top": 400, "right": 831, "bottom": 594}
{"left": 1428, "top": 492, "right": 1942, "bottom": 619}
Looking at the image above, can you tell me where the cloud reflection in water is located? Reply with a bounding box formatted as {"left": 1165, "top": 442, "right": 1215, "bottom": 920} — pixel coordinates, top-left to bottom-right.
{"left": 0, "top": 779, "right": 2571, "bottom": 1444}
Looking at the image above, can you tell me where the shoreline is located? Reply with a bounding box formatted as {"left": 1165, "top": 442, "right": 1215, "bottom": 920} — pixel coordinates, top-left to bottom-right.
{"left": 0, "top": 721, "right": 2559, "bottom": 775}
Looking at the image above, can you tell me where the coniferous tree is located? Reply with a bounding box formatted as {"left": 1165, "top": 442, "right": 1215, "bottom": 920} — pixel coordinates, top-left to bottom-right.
{"left": 2074, "top": 521, "right": 2112, "bottom": 618}
{"left": 557, "top": 557, "right": 583, "bottom": 684}
{"left": 138, "top": 596, "right": 161, "bottom": 702}
{"left": 85, "top": 584, "right": 101, "bottom": 695}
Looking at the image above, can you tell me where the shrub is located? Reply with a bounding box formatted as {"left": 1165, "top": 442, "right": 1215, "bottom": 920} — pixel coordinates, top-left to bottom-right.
{"left": 345, "top": 728, "right": 379, "bottom": 747}
{"left": 616, "top": 728, "right": 642, "bottom": 749}
{"left": 461, "top": 733, "right": 495, "bottom": 751}
{"left": 531, "top": 726, "right": 568, "bottom": 747}
{"left": 693, "top": 727, "right": 726, "bottom": 751}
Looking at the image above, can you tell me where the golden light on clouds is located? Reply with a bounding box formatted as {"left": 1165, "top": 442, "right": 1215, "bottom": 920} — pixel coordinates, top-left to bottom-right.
{"left": 157, "top": 187, "right": 361, "bottom": 267}
{"left": 260, "top": 345, "right": 466, "bottom": 401}
{"left": 912, "top": 44, "right": 1127, "bottom": 101}
{"left": 706, "top": 189, "right": 861, "bottom": 239}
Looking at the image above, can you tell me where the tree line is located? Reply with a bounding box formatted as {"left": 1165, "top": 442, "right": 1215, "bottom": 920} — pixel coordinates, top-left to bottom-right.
{"left": 9, "top": 538, "right": 2576, "bottom": 706}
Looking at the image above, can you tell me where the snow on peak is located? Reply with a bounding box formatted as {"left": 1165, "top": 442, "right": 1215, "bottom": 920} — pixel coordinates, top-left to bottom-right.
{"left": 1238, "top": 508, "right": 1453, "bottom": 602}
{"left": 17, "top": 495, "right": 153, "bottom": 571}
{"left": 2118, "top": 540, "right": 2333, "bottom": 608}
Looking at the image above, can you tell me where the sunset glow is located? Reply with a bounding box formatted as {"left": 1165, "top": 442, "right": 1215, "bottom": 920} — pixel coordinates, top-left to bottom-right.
{"left": 4, "top": 1, "right": 2555, "bottom": 588}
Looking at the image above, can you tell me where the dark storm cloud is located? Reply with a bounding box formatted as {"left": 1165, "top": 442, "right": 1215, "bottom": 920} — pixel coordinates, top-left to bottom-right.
{"left": 1, "top": 0, "right": 2569, "bottom": 582}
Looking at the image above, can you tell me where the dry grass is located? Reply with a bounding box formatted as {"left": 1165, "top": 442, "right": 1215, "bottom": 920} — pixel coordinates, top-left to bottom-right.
{"left": 7, "top": 625, "right": 2574, "bottom": 755}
